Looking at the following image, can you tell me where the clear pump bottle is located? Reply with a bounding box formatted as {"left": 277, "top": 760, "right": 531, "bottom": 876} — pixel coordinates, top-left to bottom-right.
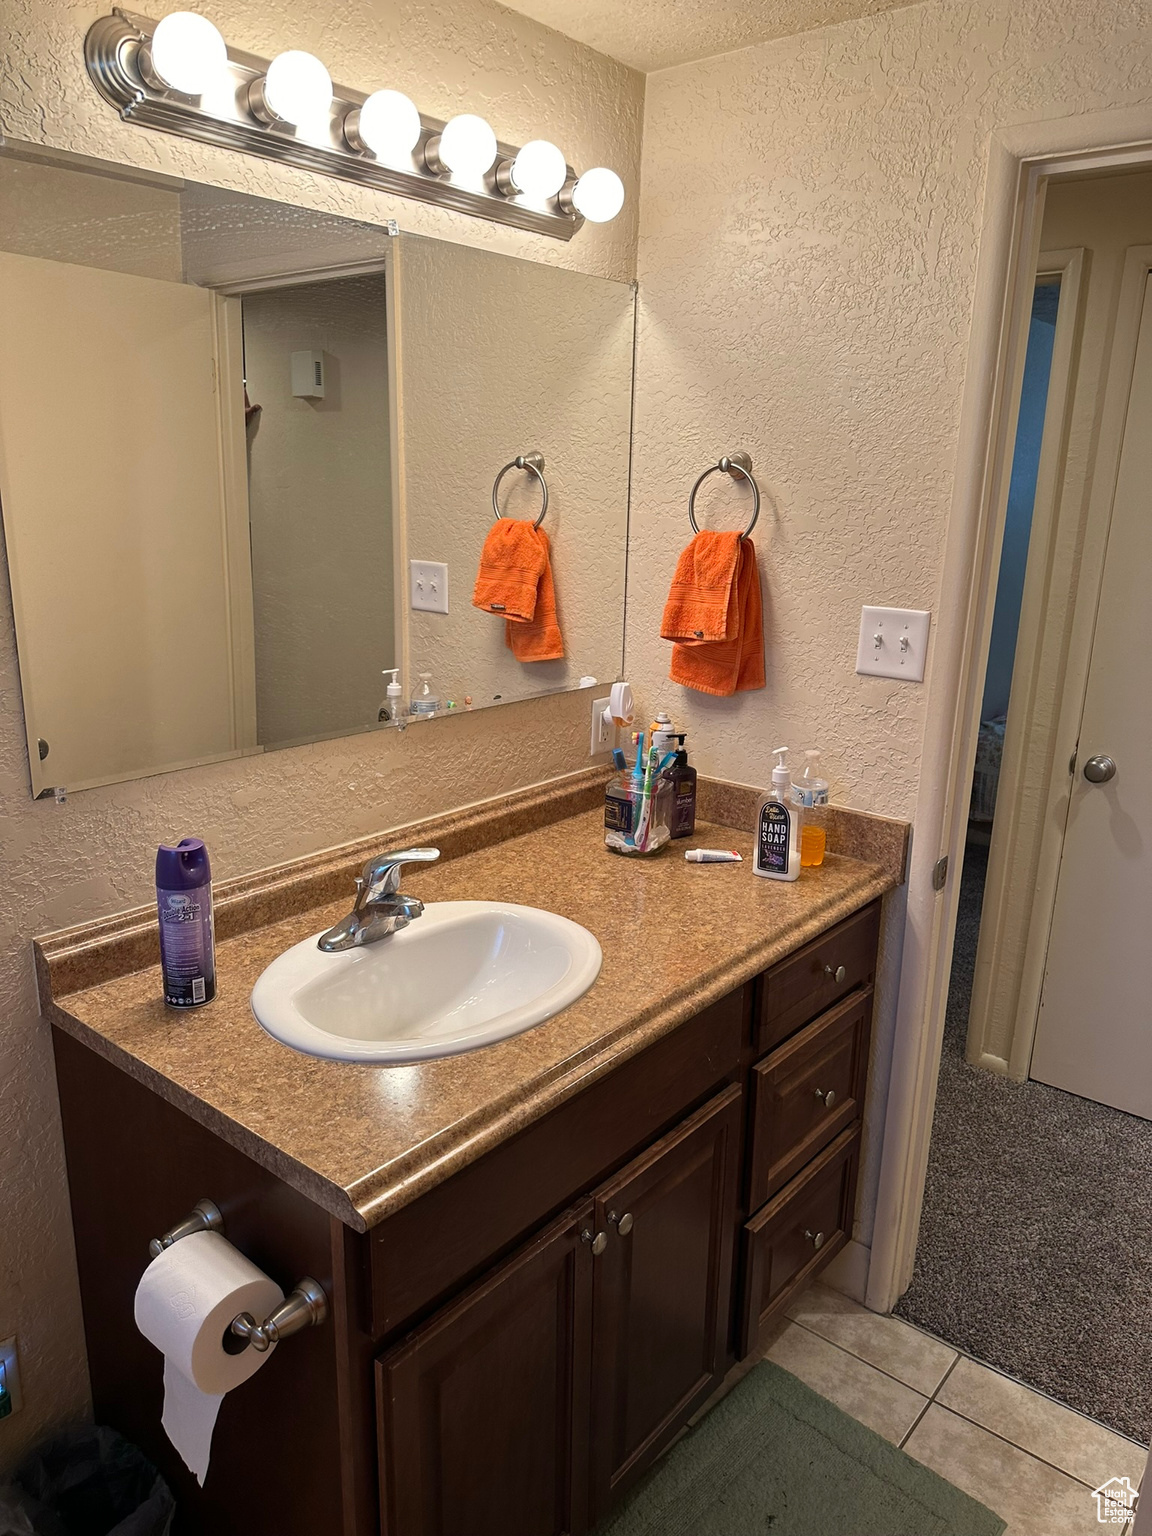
{"left": 793, "top": 749, "right": 829, "bottom": 867}
{"left": 753, "top": 747, "right": 800, "bottom": 881}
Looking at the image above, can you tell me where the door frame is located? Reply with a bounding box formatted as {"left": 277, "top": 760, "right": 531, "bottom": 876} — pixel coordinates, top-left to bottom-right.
{"left": 866, "top": 104, "right": 1152, "bottom": 1315}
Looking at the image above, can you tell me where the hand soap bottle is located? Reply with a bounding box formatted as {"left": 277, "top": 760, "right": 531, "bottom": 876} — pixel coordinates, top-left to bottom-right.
{"left": 793, "top": 749, "right": 829, "bottom": 867}
{"left": 753, "top": 748, "right": 800, "bottom": 881}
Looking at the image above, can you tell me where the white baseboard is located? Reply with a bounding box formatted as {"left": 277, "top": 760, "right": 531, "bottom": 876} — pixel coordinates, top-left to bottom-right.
{"left": 821, "top": 1239, "right": 871, "bottom": 1304}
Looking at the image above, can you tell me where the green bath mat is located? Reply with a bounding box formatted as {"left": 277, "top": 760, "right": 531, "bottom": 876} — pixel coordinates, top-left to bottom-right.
{"left": 594, "top": 1362, "right": 1006, "bottom": 1536}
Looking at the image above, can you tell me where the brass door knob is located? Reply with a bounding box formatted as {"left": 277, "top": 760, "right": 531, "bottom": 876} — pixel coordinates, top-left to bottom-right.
{"left": 804, "top": 1229, "right": 826, "bottom": 1250}
{"left": 824, "top": 964, "right": 847, "bottom": 983}
{"left": 608, "top": 1210, "right": 634, "bottom": 1236}
{"left": 581, "top": 1228, "right": 607, "bottom": 1256}
{"left": 814, "top": 1088, "right": 836, "bottom": 1109}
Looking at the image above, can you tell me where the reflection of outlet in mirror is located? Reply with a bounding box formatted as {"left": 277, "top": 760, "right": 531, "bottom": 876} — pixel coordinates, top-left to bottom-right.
{"left": 855, "top": 606, "right": 930, "bottom": 681}
{"left": 409, "top": 561, "right": 449, "bottom": 615}
{"left": 590, "top": 695, "right": 615, "bottom": 756}
{"left": 0, "top": 1336, "right": 21, "bottom": 1416}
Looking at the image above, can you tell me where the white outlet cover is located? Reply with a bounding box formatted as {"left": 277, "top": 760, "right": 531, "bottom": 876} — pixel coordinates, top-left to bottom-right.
{"left": 856, "top": 606, "right": 931, "bottom": 681}
{"left": 410, "top": 560, "right": 448, "bottom": 615}
{"left": 590, "top": 695, "right": 615, "bottom": 756}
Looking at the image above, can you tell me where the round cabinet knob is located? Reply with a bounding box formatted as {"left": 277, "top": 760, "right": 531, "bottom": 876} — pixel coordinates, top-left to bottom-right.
{"left": 581, "top": 1228, "right": 607, "bottom": 1256}
{"left": 1083, "top": 754, "right": 1117, "bottom": 784}
{"left": 824, "top": 964, "right": 847, "bottom": 984}
{"left": 814, "top": 1088, "right": 836, "bottom": 1109}
{"left": 804, "top": 1229, "right": 826, "bottom": 1250}
{"left": 608, "top": 1210, "right": 634, "bottom": 1236}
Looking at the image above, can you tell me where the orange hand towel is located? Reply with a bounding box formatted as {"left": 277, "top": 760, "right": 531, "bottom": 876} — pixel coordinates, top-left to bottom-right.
{"left": 506, "top": 527, "right": 564, "bottom": 662}
{"left": 661, "top": 530, "right": 744, "bottom": 643}
{"left": 473, "top": 519, "right": 564, "bottom": 662}
{"left": 664, "top": 535, "right": 764, "bottom": 696}
{"left": 472, "top": 517, "right": 549, "bottom": 623}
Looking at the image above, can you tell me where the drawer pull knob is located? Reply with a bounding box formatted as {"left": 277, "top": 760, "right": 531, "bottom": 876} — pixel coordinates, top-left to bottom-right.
{"left": 581, "top": 1227, "right": 607, "bottom": 1256}
{"left": 608, "top": 1210, "right": 634, "bottom": 1236}
{"left": 804, "top": 1229, "right": 826, "bottom": 1250}
{"left": 814, "top": 1088, "right": 836, "bottom": 1109}
{"left": 824, "top": 963, "right": 847, "bottom": 983}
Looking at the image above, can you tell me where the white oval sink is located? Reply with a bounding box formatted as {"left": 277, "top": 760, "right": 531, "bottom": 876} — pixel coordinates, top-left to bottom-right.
{"left": 250, "top": 900, "right": 602, "bottom": 1064}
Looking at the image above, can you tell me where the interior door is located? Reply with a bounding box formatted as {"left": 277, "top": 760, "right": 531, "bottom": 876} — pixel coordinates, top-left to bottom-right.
{"left": 589, "top": 1085, "right": 742, "bottom": 1519}
{"left": 1029, "top": 269, "right": 1152, "bottom": 1116}
{"left": 375, "top": 1201, "right": 594, "bottom": 1536}
{"left": 0, "top": 250, "right": 248, "bottom": 793}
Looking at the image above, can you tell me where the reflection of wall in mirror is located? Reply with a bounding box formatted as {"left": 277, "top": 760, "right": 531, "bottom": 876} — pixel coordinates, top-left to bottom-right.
{"left": 242, "top": 271, "right": 395, "bottom": 748}
{"left": 396, "top": 236, "right": 632, "bottom": 711}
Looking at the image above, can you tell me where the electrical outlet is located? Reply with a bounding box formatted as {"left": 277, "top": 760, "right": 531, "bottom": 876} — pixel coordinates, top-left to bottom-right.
{"left": 590, "top": 695, "right": 615, "bottom": 756}
{"left": 855, "top": 606, "right": 930, "bottom": 681}
{"left": 0, "top": 1337, "right": 22, "bottom": 1417}
{"left": 409, "top": 560, "right": 449, "bottom": 615}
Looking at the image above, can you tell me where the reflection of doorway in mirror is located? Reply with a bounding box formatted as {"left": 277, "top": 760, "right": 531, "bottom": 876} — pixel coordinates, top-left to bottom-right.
{"left": 241, "top": 270, "right": 395, "bottom": 749}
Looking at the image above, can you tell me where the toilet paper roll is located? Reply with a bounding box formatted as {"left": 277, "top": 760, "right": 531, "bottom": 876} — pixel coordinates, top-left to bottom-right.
{"left": 134, "top": 1229, "right": 283, "bottom": 1485}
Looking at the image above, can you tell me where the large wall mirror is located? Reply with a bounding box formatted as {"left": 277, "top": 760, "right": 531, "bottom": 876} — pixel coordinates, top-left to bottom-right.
{"left": 0, "top": 141, "right": 634, "bottom": 797}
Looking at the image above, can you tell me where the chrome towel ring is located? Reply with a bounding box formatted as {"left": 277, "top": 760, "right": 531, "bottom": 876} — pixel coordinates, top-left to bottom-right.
{"left": 688, "top": 451, "right": 760, "bottom": 539}
{"left": 492, "top": 451, "right": 548, "bottom": 528}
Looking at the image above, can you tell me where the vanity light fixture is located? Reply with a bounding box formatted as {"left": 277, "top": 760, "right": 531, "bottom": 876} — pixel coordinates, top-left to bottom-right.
{"left": 83, "top": 9, "right": 625, "bottom": 240}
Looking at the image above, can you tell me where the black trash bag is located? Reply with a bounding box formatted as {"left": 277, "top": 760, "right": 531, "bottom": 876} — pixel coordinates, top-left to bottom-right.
{"left": 0, "top": 1482, "right": 67, "bottom": 1536}
{"left": 12, "top": 1427, "right": 175, "bottom": 1536}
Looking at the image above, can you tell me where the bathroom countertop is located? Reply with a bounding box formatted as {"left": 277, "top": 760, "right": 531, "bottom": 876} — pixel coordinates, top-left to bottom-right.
{"left": 44, "top": 810, "right": 899, "bottom": 1232}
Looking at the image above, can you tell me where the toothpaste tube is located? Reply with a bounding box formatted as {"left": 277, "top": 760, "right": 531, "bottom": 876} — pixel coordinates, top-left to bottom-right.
{"left": 684, "top": 849, "right": 742, "bottom": 863}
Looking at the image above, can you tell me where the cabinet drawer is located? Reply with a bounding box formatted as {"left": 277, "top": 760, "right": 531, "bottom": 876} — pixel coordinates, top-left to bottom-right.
{"left": 754, "top": 901, "right": 879, "bottom": 1054}
{"left": 738, "top": 1127, "right": 859, "bottom": 1358}
{"left": 747, "top": 987, "right": 872, "bottom": 1209}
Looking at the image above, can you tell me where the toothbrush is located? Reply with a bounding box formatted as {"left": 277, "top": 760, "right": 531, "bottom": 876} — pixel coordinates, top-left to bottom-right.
{"left": 633, "top": 744, "right": 661, "bottom": 851}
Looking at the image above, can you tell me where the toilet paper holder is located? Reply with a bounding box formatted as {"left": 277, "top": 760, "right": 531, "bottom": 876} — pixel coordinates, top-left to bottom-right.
{"left": 147, "top": 1199, "right": 328, "bottom": 1352}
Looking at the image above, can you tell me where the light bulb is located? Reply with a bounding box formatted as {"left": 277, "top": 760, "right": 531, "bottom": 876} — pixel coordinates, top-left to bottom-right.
{"left": 571, "top": 166, "right": 625, "bottom": 223}
{"left": 437, "top": 114, "right": 498, "bottom": 179}
{"left": 261, "top": 50, "right": 332, "bottom": 125}
{"left": 147, "top": 12, "right": 227, "bottom": 95}
{"left": 510, "top": 140, "right": 568, "bottom": 201}
{"left": 353, "top": 89, "right": 421, "bottom": 160}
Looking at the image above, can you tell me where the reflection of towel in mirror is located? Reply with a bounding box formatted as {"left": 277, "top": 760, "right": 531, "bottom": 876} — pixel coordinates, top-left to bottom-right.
{"left": 472, "top": 518, "right": 564, "bottom": 662}
{"left": 661, "top": 532, "right": 764, "bottom": 696}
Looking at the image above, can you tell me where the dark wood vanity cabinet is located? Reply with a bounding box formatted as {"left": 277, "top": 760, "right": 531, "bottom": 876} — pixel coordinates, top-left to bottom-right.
{"left": 52, "top": 898, "right": 881, "bottom": 1536}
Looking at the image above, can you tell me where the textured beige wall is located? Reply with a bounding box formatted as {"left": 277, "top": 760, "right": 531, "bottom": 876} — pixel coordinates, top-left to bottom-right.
{"left": 397, "top": 233, "right": 633, "bottom": 708}
{"left": 629, "top": 0, "right": 1152, "bottom": 1249}
{"left": 0, "top": 0, "right": 641, "bottom": 1467}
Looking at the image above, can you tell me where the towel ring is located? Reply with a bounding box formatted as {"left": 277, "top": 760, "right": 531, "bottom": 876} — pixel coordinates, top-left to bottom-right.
{"left": 492, "top": 452, "right": 548, "bottom": 528}
{"left": 688, "top": 451, "right": 760, "bottom": 539}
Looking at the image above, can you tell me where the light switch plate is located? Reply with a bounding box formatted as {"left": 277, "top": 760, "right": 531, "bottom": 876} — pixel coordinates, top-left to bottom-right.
{"left": 856, "top": 606, "right": 931, "bottom": 681}
{"left": 410, "top": 560, "right": 448, "bottom": 615}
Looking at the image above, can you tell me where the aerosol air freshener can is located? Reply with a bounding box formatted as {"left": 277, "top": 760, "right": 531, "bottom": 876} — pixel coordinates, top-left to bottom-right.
{"left": 156, "top": 838, "right": 217, "bottom": 1007}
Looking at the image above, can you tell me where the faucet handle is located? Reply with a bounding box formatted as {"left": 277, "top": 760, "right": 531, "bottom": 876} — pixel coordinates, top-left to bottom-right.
{"left": 360, "top": 847, "right": 440, "bottom": 902}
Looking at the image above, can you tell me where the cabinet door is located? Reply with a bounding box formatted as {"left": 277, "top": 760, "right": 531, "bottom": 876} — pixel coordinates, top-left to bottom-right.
{"left": 376, "top": 1201, "right": 594, "bottom": 1536}
{"left": 589, "top": 1085, "right": 742, "bottom": 1517}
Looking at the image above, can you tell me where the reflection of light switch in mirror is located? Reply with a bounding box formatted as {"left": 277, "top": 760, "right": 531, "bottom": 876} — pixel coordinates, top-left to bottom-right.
{"left": 410, "top": 560, "right": 449, "bottom": 614}
{"left": 290, "top": 349, "right": 325, "bottom": 398}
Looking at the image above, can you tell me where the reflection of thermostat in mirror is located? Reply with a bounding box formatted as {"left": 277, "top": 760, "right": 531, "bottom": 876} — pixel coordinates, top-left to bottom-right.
{"left": 291, "top": 349, "right": 326, "bottom": 399}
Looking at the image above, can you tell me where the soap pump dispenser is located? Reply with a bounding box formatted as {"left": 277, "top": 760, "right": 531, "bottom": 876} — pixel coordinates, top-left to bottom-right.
{"left": 378, "top": 668, "right": 403, "bottom": 722}
{"left": 409, "top": 672, "right": 440, "bottom": 717}
{"left": 753, "top": 747, "right": 800, "bottom": 881}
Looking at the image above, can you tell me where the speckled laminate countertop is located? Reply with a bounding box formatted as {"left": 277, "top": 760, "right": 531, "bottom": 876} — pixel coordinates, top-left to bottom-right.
{"left": 46, "top": 810, "right": 896, "bottom": 1232}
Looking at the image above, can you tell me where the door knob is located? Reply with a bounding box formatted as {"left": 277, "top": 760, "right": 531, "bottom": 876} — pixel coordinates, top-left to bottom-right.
{"left": 607, "top": 1210, "right": 634, "bottom": 1235}
{"left": 814, "top": 1088, "right": 836, "bottom": 1109}
{"left": 804, "top": 1229, "right": 826, "bottom": 1250}
{"left": 824, "top": 964, "right": 847, "bottom": 983}
{"left": 1083, "top": 755, "right": 1116, "bottom": 784}
{"left": 581, "top": 1228, "right": 607, "bottom": 1256}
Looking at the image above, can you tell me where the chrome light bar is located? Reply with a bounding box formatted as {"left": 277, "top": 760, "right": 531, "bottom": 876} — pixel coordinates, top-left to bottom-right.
{"left": 83, "top": 10, "right": 587, "bottom": 241}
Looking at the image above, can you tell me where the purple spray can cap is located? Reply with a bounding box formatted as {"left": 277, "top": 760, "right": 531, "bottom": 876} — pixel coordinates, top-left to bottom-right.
{"left": 156, "top": 838, "right": 212, "bottom": 890}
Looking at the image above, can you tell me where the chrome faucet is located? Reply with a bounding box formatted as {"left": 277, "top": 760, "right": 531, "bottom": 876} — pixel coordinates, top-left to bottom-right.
{"left": 317, "top": 848, "right": 440, "bottom": 952}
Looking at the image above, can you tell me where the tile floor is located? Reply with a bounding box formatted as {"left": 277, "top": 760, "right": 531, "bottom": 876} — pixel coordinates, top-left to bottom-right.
{"left": 764, "top": 1282, "right": 1146, "bottom": 1536}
